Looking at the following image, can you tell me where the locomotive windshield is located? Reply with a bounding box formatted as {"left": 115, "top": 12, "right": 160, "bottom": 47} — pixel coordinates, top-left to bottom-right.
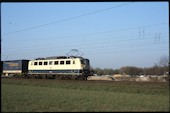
{"left": 80, "top": 58, "right": 89, "bottom": 65}
{"left": 80, "top": 58, "right": 90, "bottom": 69}
{"left": 84, "top": 59, "right": 89, "bottom": 66}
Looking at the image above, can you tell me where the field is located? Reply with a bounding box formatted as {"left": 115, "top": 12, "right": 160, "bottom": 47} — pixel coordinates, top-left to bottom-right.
{"left": 1, "top": 78, "right": 170, "bottom": 112}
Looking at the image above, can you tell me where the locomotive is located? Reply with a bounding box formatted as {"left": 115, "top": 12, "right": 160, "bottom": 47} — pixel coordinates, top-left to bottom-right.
{"left": 2, "top": 56, "right": 91, "bottom": 80}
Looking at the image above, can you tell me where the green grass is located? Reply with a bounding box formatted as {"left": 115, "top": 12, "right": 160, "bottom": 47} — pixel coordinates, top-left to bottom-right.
{"left": 1, "top": 78, "right": 170, "bottom": 112}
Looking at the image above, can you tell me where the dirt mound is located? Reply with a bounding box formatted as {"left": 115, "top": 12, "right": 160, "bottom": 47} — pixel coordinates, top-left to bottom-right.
{"left": 87, "top": 76, "right": 114, "bottom": 81}
{"left": 135, "top": 77, "right": 151, "bottom": 82}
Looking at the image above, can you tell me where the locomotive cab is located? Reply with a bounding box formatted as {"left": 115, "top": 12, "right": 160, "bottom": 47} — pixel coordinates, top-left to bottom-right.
{"left": 81, "top": 58, "right": 90, "bottom": 76}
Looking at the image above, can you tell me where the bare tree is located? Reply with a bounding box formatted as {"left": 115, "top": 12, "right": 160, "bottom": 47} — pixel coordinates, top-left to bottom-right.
{"left": 159, "top": 55, "right": 169, "bottom": 67}
{"left": 158, "top": 55, "right": 169, "bottom": 75}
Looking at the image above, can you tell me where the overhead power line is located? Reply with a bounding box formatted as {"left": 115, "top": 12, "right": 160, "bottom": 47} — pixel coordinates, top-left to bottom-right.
{"left": 4, "top": 32, "right": 168, "bottom": 51}
{"left": 2, "top": 2, "right": 133, "bottom": 36}
{"left": 3, "top": 22, "right": 167, "bottom": 40}
{"left": 2, "top": 41, "right": 168, "bottom": 58}
{"left": 3, "top": 35, "right": 168, "bottom": 56}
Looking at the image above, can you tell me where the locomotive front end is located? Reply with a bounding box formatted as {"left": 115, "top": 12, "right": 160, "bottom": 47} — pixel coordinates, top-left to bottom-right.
{"left": 80, "top": 58, "right": 90, "bottom": 77}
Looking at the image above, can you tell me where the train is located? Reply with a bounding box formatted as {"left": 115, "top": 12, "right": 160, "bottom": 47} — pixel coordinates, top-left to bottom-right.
{"left": 1, "top": 56, "right": 91, "bottom": 80}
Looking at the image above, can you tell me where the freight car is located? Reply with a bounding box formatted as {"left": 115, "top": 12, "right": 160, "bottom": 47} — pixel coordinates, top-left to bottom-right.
{"left": 2, "top": 60, "right": 29, "bottom": 77}
{"left": 28, "top": 56, "right": 91, "bottom": 80}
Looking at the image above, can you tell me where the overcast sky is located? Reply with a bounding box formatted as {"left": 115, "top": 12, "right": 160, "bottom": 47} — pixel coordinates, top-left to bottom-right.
{"left": 1, "top": 2, "right": 169, "bottom": 69}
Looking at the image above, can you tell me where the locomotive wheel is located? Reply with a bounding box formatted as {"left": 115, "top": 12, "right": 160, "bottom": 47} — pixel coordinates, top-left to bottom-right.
{"left": 77, "top": 75, "right": 85, "bottom": 80}
{"left": 52, "top": 75, "right": 56, "bottom": 79}
{"left": 71, "top": 76, "right": 76, "bottom": 80}
{"left": 68, "top": 75, "right": 72, "bottom": 80}
{"left": 57, "top": 75, "right": 63, "bottom": 80}
{"left": 63, "top": 75, "right": 71, "bottom": 80}
{"left": 42, "top": 75, "right": 46, "bottom": 79}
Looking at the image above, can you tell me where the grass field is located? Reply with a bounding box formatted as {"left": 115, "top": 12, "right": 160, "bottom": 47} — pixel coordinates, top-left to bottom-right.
{"left": 1, "top": 78, "right": 170, "bottom": 112}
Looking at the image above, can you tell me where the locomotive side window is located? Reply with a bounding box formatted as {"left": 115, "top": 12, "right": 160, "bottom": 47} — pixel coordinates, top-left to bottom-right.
{"left": 60, "top": 61, "right": 64, "bottom": 65}
{"left": 49, "top": 61, "right": 53, "bottom": 65}
{"left": 54, "top": 61, "right": 58, "bottom": 65}
{"left": 39, "top": 62, "right": 42, "bottom": 65}
{"left": 73, "top": 61, "right": 75, "bottom": 64}
{"left": 34, "top": 62, "right": 38, "bottom": 65}
{"left": 44, "top": 61, "right": 48, "bottom": 65}
{"left": 66, "top": 60, "right": 70, "bottom": 64}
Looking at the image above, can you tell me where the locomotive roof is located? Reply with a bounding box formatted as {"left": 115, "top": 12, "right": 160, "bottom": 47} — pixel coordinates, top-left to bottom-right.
{"left": 35, "top": 56, "right": 84, "bottom": 60}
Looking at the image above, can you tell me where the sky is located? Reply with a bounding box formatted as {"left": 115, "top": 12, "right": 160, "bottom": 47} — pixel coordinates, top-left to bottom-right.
{"left": 1, "top": 2, "right": 169, "bottom": 69}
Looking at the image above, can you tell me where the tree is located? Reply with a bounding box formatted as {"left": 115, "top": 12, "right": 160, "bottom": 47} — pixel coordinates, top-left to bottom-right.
{"left": 93, "top": 68, "right": 115, "bottom": 75}
{"left": 113, "top": 69, "right": 119, "bottom": 74}
{"left": 119, "top": 66, "right": 143, "bottom": 76}
{"left": 158, "top": 55, "right": 169, "bottom": 75}
{"left": 93, "top": 68, "right": 103, "bottom": 76}
{"left": 159, "top": 55, "right": 169, "bottom": 67}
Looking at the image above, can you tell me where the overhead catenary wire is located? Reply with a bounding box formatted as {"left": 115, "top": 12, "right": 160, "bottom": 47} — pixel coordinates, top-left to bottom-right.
{"left": 2, "top": 2, "right": 133, "bottom": 36}
{"left": 3, "top": 23, "right": 168, "bottom": 49}
{"left": 4, "top": 32, "right": 169, "bottom": 51}
{"left": 5, "top": 41, "right": 168, "bottom": 55}
{"left": 3, "top": 23, "right": 168, "bottom": 50}
{"left": 2, "top": 24, "right": 168, "bottom": 60}
{"left": 3, "top": 36, "right": 168, "bottom": 58}
{"left": 3, "top": 22, "right": 168, "bottom": 41}
{"left": 2, "top": 42, "right": 168, "bottom": 60}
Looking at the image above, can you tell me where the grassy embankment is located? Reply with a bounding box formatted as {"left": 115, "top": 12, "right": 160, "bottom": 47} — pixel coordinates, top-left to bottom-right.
{"left": 1, "top": 78, "right": 169, "bottom": 112}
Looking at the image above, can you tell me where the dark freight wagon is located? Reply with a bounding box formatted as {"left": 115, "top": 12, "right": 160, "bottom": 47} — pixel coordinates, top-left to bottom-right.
{"left": 2, "top": 60, "right": 29, "bottom": 76}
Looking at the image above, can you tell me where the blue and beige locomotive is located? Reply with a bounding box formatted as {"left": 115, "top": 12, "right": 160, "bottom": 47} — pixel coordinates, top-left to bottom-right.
{"left": 28, "top": 56, "right": 90, "bottom": 80}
